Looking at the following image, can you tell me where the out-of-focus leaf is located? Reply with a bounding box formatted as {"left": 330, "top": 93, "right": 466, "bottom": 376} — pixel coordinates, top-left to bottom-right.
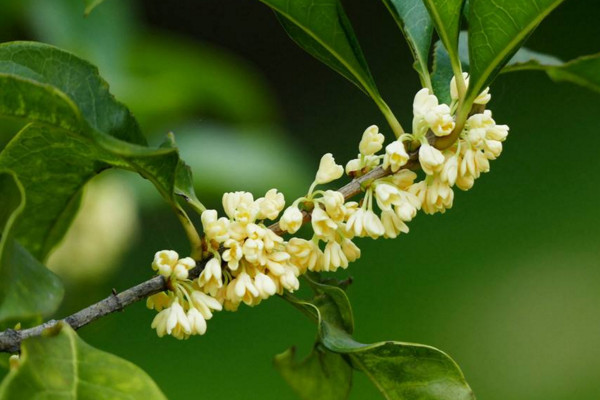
{"left": 467, "top": 0, "right": 566, "bottom": 104}
{"left": 27, "top": 0, "right": 279, "bottom": 127}
{"left": 0, "top": 42, "right": 201, "bottom": 258}
{"left": 0, "top": 323, "right": 167, "bottom": 399}
{"left": 422, "top": 0, "right": 465, "bottom": 75}
{"left": 284, "top": 281, "right": 475, "bottom": 400}
{"left": 274, "top": 346, "right": 352, "bottom": 400}
{"left": 83, "top": 0, "right": 106, "bottom": 16}
{"left": 381, "top": 0, "right": 434, "bottom": 88}
{"left": 503, "top": 50, "right": 600, "bottom": 94}
{"left": 0, "top": 171, "right": 63, "bottom": 324}
{"left": 258, "top": 0, "right": 379, "bottom": 100}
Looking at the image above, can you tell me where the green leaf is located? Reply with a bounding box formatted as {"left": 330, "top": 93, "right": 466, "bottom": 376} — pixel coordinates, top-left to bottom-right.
{"left": 503, "top": 50, "right": 600, "bottom": 94}
{"left": 0, "top": 323, "right": 167, "bottom": 399}
{"left": 381, "top": 0, "right": 434, "bottom": 88}
{"left": 258, "top": 0, "right": 378, "bottom": 99}
{"left": 83, "top": 0, "right": 106, "bottom": 16}
{"left": 0, "top": 42, "right": 202, "bottom": 259}
{"left": 0, "top": 171, "right": 63, "bottom": 323}
{"left": 284, "top": 281, "right": 475, "bottom": 400}
{"left": 422, "top": 0, "right": 465, "bottom": 77}
{"left": 467, "top": 0, "right": 566, "bottom": 103}
{"left": 274, "top": 345, "right": 352, "bottom": 400}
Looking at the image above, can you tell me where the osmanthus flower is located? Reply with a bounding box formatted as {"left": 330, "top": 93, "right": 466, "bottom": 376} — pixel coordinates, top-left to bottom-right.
{"left": 383, "top": 140, "right": 409, "bottom": 172}
{"left": 315, "top": 153, "right": 344, "bottom": 184}
{"left": 451, "top": 73, "right": 491, "bottom": 105}
{"left": 359, "top": 125, "right": 385, "bottom": 156}
{"left": 147, "top": 81, "right": 512, "bottom": 340}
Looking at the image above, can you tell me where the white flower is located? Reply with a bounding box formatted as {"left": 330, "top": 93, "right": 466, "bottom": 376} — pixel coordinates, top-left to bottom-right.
{"left": 315, "top": 153, "right": 344, "bottom": 184}
{"left": 451, "top": 73, "right": 491, "bottom": 104}
{"left": 279, "top": 205, "right": 304, "bottom": 234}
{"left": 381, "top": 209, "right": 409, "bottom": 238}
{"left": 456, "top": 173, "right": 475, "bottom": 191}
{"left": 390, "top": 169, "right": 418, "bottom": 189}
{"left": 440, "top": 153, "right": 459, "bottom": 186}
{"left": 359, "top": 125, "right": 384, "bottom": 156}
{"left": 222, "top": 191, "right": 257, "bottom": 224}
{"left": 173, "top": 257, "right": 196, "bottom": 280}
{"left": 146, "top": 292, "right": 172, "bottom": 311}
{"left": 322, "top": 241, "right": 348, "bottom": 271}
{"left": 418, "top": 143, "right": 445, "bottom": 175}
{"left": 266, "top": 251, "right": 291, "bottom": 276}
{"left": 287, "top": 238, "right": 322, "bottom": 272}
{"left": 231, "top": 271, "right": 260, "bottom": 305}
{"left": 346, "top": 207, "right": 384, "bottom": 238}
{"left": 151, "top": 299, "right": 191, "bottom": 339}
{"left": 256, "top": 189, "right": 285, "bottom": 221}
{"left": 340, "top": 238, "right": 361, "bottom": 263}
{"left": 279, "top": 266, "right": 300, "bottom": 292}
{"left": 198, "top": 257, "right": 223, "bottom": 295}
{"left": 374, "top": 182, "right": 403, "bottom": 211}
{"left": 311, "top": 206, "right": 338, "bottom": 240}
{"left": 487, "top": 124, "right": 509, "bottom": 142}
{"left": 322, "top": 190, "right": 346, "bottom": 222}
{"left": 152, "top": 250, "right": 179, "bottom": 277}
{"left": 484, "top": 139, "right": 503, "bottom": 160}
{"left": 383, "top": 140, "right": 409, "bottom": 172}
{"left": 201, "top": 210, "right": 229, "bottom": 243}
{"left": 423, "top": 177, "right": 454, "bottom": 215}
{"left": 413, "top": 88, "right": 438, "bottom": 118}
{"left": 222, "top": 239, "right": 243, "bottom": 271}
{"left": 187, "top": 307, "right": 207, "bottom": 335}
{"left": 425, "top": 104, "right": 455, "bottom": 137}
{"left": 242, "top": 238, "right": 266, "bottom": 265}
{"left": 254, "top": 272, "right": 277, "bottom": 299}
{"left": 191, "top": 290, "right": 222, "bottom": 320}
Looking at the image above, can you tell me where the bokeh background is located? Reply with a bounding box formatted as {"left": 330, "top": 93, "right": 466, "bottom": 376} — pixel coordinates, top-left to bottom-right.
{"left": 1, "top": 0, "right": 599, "bottom": 399}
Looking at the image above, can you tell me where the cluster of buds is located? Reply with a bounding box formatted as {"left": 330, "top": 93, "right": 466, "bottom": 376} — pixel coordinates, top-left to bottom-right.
{"left": 148, "top": 75, "right": 508, "bottom": 339}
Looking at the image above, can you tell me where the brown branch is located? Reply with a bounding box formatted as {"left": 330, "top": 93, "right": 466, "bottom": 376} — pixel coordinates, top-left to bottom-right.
{"left": 0, "top": 155, "right": 418, "bottom": 353}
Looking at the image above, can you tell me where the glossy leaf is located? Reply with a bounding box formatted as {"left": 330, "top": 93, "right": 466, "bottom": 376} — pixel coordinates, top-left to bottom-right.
{"left": 0, "top": 323, "right": 167, "bottom": 399}
{"left": 274, "top": 345, "right": 352, "bottom": 400}
{"left": 422, "top": 0, "right": 465, "bottom": 75}
{"left": 467, "top": 0, "right": 566, "bottom": 103}
{"left": 258, "top": 0, "right": 378, "bottom": 98}
{"left": 285, "top": 281, "right": 475, "bottom": 400}
{"left": 0, "top": 42, "right": 201, "bottom": 259}
{"left": 0, "top": 171, "right": 63, "bottom": 323}
{"left": 504, "top": 50, "right": 600, "bottom": 94}
{"left": 381, "top": 0, "right": 434, "bottom": 88}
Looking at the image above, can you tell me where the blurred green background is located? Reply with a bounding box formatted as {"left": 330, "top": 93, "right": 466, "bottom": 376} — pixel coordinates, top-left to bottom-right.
{"left": 1, "top": 0, "right": 600, "bottom": 399}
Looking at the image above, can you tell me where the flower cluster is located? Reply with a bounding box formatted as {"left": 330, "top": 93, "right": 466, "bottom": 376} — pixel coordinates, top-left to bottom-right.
{"left": 148, "top": 75, "right": 508, "bottom": 339}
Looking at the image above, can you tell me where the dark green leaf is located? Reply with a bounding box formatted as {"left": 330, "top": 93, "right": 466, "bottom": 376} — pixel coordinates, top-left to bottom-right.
{"left": 467, "top": 0, "right": 566, "bottom": 103}
{"left": 274, "top": 345, "right": 352, "bottom": 400}
{"left": 0, "top": 171, "right": 63, "bottom": 323}
{"left": 422, "top": 0, "right": 465, "bottom": 76}
{"left": 0, "top": 323, "right": 167, "bottom": 399}
{"left": 503, "top": 50, "right": 600, "bottom": 94}
{"left": 284, "top": 282, "right": 476, "bottom": 400}
{"left": 0, "top": 42, "right": 202, "bottom": 258}
{"left": 381, "top": 0, "right": 434, "bottom": 88}
{"left": 258, "top": 0, "right": 379, "bottom": 99}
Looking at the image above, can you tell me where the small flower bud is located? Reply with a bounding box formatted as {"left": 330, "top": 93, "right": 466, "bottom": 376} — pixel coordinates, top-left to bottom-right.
{"left": 315, "top": 153, "right": 344, "bottom": 184}
{"left": 418, "top": 143, "right": 445, "bottom": 175}
{"left": 359, "top": 125, "right": 384, "bottom": 155}
{"left": 279, "top": 205, "right": 304, "bottom": 234}
{"left": 383, "top": 140, "right": 409, "bottom": 172}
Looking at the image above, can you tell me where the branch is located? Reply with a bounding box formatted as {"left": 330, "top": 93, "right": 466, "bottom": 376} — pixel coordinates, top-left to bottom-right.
{"left": 0, "top": 156, "right": 416, "bottom": 353}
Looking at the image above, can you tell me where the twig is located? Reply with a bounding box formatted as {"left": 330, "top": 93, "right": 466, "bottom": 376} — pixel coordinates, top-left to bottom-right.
{"left": 0, "top": 156, "right": 415, "bottom": 353}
